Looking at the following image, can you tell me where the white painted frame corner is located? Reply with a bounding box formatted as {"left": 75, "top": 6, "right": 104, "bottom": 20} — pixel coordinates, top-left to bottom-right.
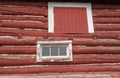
{"left": 48, "top": 2, "right": 94, "bottom": 33}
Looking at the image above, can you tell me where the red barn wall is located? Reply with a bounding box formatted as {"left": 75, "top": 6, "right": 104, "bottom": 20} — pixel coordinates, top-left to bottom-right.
{"left": 0, "top": 1, "right": 120, "bottom": 77}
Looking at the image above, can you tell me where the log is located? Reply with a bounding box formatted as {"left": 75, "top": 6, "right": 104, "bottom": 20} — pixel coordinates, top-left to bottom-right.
{"left": 0, "top": 33, "right": 17, "bottom": 36}
{"left": 93, "top": 10, "right": 120, "bottom": 17}
{"left": 93, "top": 17, "right": 120, "bottom": 24}
{"left": 0, "top": 32, "right": 119, "bottom": 39}
{"left": 0, "top": 46, "right": 120, "bottom": 54}
{"left": 1, "top": 10, "right": 16, "bottom": 15}
{"left": 73, "top": 46, "right": 120, "bottom": 54}
{"left": 0, "top": 54, "right": 120, "bottom": 66}
{"left": 0, "top": 55, "right": 36, "bottom": 66}
{"left": 1, "top": 1, "right": 48, "bottom": 7}
{"left": 1, "top": 5, "right": 48, "bottom": 16}
{"left": 49, "top": 33, "right": 119, "bottom": 39}
{"left": 93, "top": 31, "right": 119, "bottom": 39}
{"left": 0, "top": 64, "right": 120, "bottom": 74}
{"left": 92, "top": 4, "right": 120, "bottom": 9}
{"left": 95, "top": 31, "right": 120, "bottom": 36}
{"left": 0, "top": 46, "right": 36, "bottom": 54}
{"left": 73, "top": 38, "right": 120, "bottom": 46}
{"left": 0, "top": 28, "right": 47, "bottom": 37}
{"left": 0, "top": 36, "right": 120, "bottom": 46}
{"left": 49, "top": 33, "right": 93, "bottom": 38}
{"left": 0, "top": 15, "right": 48, "bottom": 22}
{"left": 0, "top": 73, "right": 120, "bottom": 78}
{"left": 0, "top": 21, "right": 48, "bottom": 29}
{"left": 94, "top": 24, "right": 120, "bottom": 31}
{"left": 74, "top": 54, "right": 120, "bottom": 64}
{"left": 0, "top": 36, "right": 38, "bottom": 45}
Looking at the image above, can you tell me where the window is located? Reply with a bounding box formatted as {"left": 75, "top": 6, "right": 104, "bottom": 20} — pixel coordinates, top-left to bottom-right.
{"left": 48, "top": 2, "right": 94, "bottom": 33}
{"left": 36, "top": 41, "right": 73, "bottom": 62}
{"left": 42, "top": 46, "right": 67, "bottom": 56}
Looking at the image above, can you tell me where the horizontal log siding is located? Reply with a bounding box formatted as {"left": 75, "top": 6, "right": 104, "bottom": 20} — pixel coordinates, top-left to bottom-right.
{"left": 0, "top": 64, "right": 120, "bottom": 74}
{"left": 0, "top": 2, "right": 120, "bottom": 76}
{"left": 0, "top": 37, "right": 120, "bottom": 46}
{"left": 0, "top": 54, "right": 120, "bottom": 66}
{"left": 1, "top": 5, "right": 48, "bottom": 16}
{"left": 0, "top": 15, "right": 48, "bottom": 22}
{"left": 0, "top": 46, "right": 120, "bottom": 54}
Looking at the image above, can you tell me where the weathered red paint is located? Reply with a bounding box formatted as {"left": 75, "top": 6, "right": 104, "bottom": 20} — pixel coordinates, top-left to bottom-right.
{"left": 0, "top": 46, "right": 120, "bottom": 54}
{"left": 93, "top": 11, "right": 120, "bottom": 17}
{"left": 0, "top": 64, "right": 120, "bottom": 74}
{"left": 92, "top": 4, "right": 120, "bottom": 9}
{"left": 0, "top": 1, "right": 120, "bottom": 76}
{"left": 94, "top": 24, "right": 120, "bottom": 31}
{"left": 1, "top": 1, "right": 48, "bottom": 7}
{"left": 73, "top": 46, "right": 120, "bottom": 54}
{"left": 49, "top": 33, "right": 119, "bottom": 39}
{"left": 0, "top": 46, "right": 36, "bottom": 54}
{"left": 1, "top": 6, "right": 48, "bottom": 16}
{"left": 54, "top": 7, "right": 88, "bottom": 33}
{"left": 0, "top": 21, "right": 48, "bottom": 29}
{"left": 0, "top": 54, "right": 120, "bottom": 66}
{"left": 73, "top": 38, "right": 120, "bottom": 46}
{"left": 93, "top": 17, "right": 120, "bottom": 24}
{"left": 0, "top": 32, "right": 119, "bottom": 39}
{"left": 0, "top": 28, "right": 47, "bottom": 36}
{"left": 0, "top": 37, "right": 120, "bottom": 46}
{"left": 0, "top": 15, "right": 48, "bottom": 22}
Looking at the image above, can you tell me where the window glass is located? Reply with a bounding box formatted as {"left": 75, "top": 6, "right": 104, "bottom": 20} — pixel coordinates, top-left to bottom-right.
{"left": 42, "top": 47, "right": 50, "bottom": 56}
{"left": 59, "top": 47, "right": 67, "bottom": 56}
{"left": 51, "top": 47, "right": 58, "bottom": 56}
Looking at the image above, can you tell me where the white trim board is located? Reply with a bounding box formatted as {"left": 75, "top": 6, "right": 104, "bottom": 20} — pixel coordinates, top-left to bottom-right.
{"left": 48, "top": 2, "right": 94, "bottom": 33}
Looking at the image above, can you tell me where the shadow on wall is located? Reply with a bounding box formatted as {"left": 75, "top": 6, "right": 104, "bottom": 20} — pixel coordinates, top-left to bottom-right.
{"left": 1, "top": 0, "right": 120, "bottom": 4}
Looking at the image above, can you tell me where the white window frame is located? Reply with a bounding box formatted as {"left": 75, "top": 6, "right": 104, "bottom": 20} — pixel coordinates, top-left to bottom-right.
{"left": 48, "top": 2, "right": 94, "bottom": 33}
{"left": 36, "top": 40, "right": 73, "bottom": 62}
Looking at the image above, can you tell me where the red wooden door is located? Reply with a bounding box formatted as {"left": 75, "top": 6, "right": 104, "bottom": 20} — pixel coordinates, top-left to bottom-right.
{"left": 54, "top": 7, "right": 88, "bottom": 33}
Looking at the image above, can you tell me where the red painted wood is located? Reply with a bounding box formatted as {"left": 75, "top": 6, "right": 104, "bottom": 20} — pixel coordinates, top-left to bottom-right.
{"left": 0, "top": 36, "right": 120, "bottom": 46}
{"left": 0, "top": 64, "right": 119, "bottom": 74}
{"left": 73, "top": 46, "right": 120, "bottom": 54}
{"left": 95, "top": 31, "right": 120, "bottom": 36}
{"left": 93, "top": 11, "right": 120, "bottom": 17}
{"left": 93, "top": 17, "right": 120, "bottom": 24}
{"left": 1, "top": 6, "right": 48, "bottom": 16}
{"left": 0, "top": 55, "right": 35, "bottom": 66}
{"left": 0, "top": 10, "right": 15, "bottom": 15}
{"left": 1, "top": 1, "right": 48, "bottom": 7}
{"left": 0, "top": 33, "right": 118, "bottom": 39}
{"left": 0, "top": 15, "right": 48, "bottom": 22}
{"left": 0, "top": 46, "right": 36, "bottom": 54}
{"left": 0, "top": 28, "right": 47, "bottom": 37}
{"left": 0, "top": 2, "right": 120, "bottom": 75}
{"left": 0, "top": 46, "right": 120, "bottom": 54}
{"left": 54, "top": 7, "right": 88, "bottom": 33}
{"left": 94, "top": 24, "right": 120, "bottom": 29}
{"left": 73, "top": 38, "right": 120, "bottom": 46}
{"left": 92, "top": 4, "right": 120, "bottom": 9}
{"left": 93, "top": 32, "right": 119, "bottom": 39}
{"left": 0, "top": 21, "right": 48, "bottom": 29}
{"left": 94, "top": 24, "right": 120, "bottom": 31}
{"left": 0, "top": 73, "right": 120, "bottom": 77}
{"left": 0, "top": 54, "right": 120, "bottom": 66}
{"left": 49, "top": 33, "right": 119, "bottom": 39}
{"left": 0, "top": 36, "right": 40, "bottom": 45}
{"left": 0, "top": 33, "right": 17, "bottom": 36}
